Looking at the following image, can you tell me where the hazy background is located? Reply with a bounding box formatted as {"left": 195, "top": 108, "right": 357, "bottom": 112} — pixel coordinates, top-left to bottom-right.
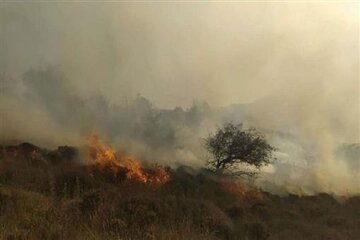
{"left": 0, "top": 2, "right": 359, "bottom": 194}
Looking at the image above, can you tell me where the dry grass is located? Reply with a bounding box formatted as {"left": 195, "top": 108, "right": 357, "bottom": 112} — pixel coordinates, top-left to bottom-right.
{"left": 0, "top": 144, "right": 360, "bottom": 239}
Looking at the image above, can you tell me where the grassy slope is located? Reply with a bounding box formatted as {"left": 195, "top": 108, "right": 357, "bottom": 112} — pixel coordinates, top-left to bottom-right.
{"left": 0, "top": 146, "right": 359, "bottom": 240}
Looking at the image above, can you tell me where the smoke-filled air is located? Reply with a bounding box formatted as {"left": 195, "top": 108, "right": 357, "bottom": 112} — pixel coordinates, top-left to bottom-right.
{"left": 0, "top": 3, "right": 359, "bottom": 194}
{"left": 2, "top": 2, "right": 360, "bottom": 239}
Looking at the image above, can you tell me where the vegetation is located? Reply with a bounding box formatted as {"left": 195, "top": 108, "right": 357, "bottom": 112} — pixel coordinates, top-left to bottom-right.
{"left": 0, "top": 143, "right": 359, "bottom": 240}
{"left": 205, "top": 123, "right": 276, "bottom": 177}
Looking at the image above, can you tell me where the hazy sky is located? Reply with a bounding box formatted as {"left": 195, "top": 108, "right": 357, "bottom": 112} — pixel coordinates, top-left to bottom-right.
{"left": 0, "top": 2, "right": 359, "bottom": 194}
{"left": 1, "top": 2, "right": 358, "bottom": 107}
{"left": 0, "top": 2, "right": 359, "bottom": 142}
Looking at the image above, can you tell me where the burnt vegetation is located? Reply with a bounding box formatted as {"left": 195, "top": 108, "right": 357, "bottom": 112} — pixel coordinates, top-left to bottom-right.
{"left": 0, "top": 143, "right": 359, "bottom": 240}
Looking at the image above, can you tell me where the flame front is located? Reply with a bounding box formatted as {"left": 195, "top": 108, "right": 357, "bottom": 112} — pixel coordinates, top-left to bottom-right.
{"left": 88, "top": 134, "right": 169, "bottom": 184}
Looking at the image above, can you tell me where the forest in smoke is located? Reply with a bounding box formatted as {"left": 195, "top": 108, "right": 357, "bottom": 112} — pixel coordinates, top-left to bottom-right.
{"left": 0, "top": 2, "right": 359, "bottom": 239}
{"left": 1, "top": 66, "right": 359, "bottom": 195}
{"left": 0, "top": 3, "right": 360, "bottom": 192}
{"left": 0, "top": 2, "right": 359, "bottom": 195}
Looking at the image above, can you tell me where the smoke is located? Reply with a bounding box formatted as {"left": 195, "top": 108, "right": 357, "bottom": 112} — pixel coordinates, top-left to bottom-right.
{"left": 0, "top": 3, "right": 359, "bottom": 194}
{"left": 1, "top": 66, "right": 213, "bottom": 168}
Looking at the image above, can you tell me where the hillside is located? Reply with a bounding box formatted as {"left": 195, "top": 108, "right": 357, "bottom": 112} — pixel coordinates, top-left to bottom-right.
{"left": 0, "top": 142, "right": 359, "bottom": 240}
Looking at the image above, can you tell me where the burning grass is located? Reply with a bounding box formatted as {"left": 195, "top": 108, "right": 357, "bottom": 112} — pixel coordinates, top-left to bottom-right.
{"left": 87, "top": 134, "right": 170, "bottom": 184}
{"left": 0, "top": 141, "right": 360, "bottom": 239}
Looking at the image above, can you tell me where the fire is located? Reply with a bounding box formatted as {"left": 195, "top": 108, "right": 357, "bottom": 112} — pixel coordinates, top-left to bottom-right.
{"left": 87, "top": 134, "right": 170, "bottom": 184}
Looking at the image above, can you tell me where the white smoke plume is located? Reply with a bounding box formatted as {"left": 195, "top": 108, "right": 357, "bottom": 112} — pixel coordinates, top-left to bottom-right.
{"left": 0, "top": 2, "right": 358, "bottom": 194}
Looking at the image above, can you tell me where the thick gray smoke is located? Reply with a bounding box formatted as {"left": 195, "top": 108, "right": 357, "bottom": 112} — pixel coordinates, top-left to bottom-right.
{"left": 0, "top": 3, "right": 359, "bottom": 194}
{"left": 1, "top": 66, "right": 213, "bottom": 168}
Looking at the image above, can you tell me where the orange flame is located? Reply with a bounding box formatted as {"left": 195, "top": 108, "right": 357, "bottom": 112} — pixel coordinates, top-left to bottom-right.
{"left": 87, "top": 134, "right": 170, "bottom": 184}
